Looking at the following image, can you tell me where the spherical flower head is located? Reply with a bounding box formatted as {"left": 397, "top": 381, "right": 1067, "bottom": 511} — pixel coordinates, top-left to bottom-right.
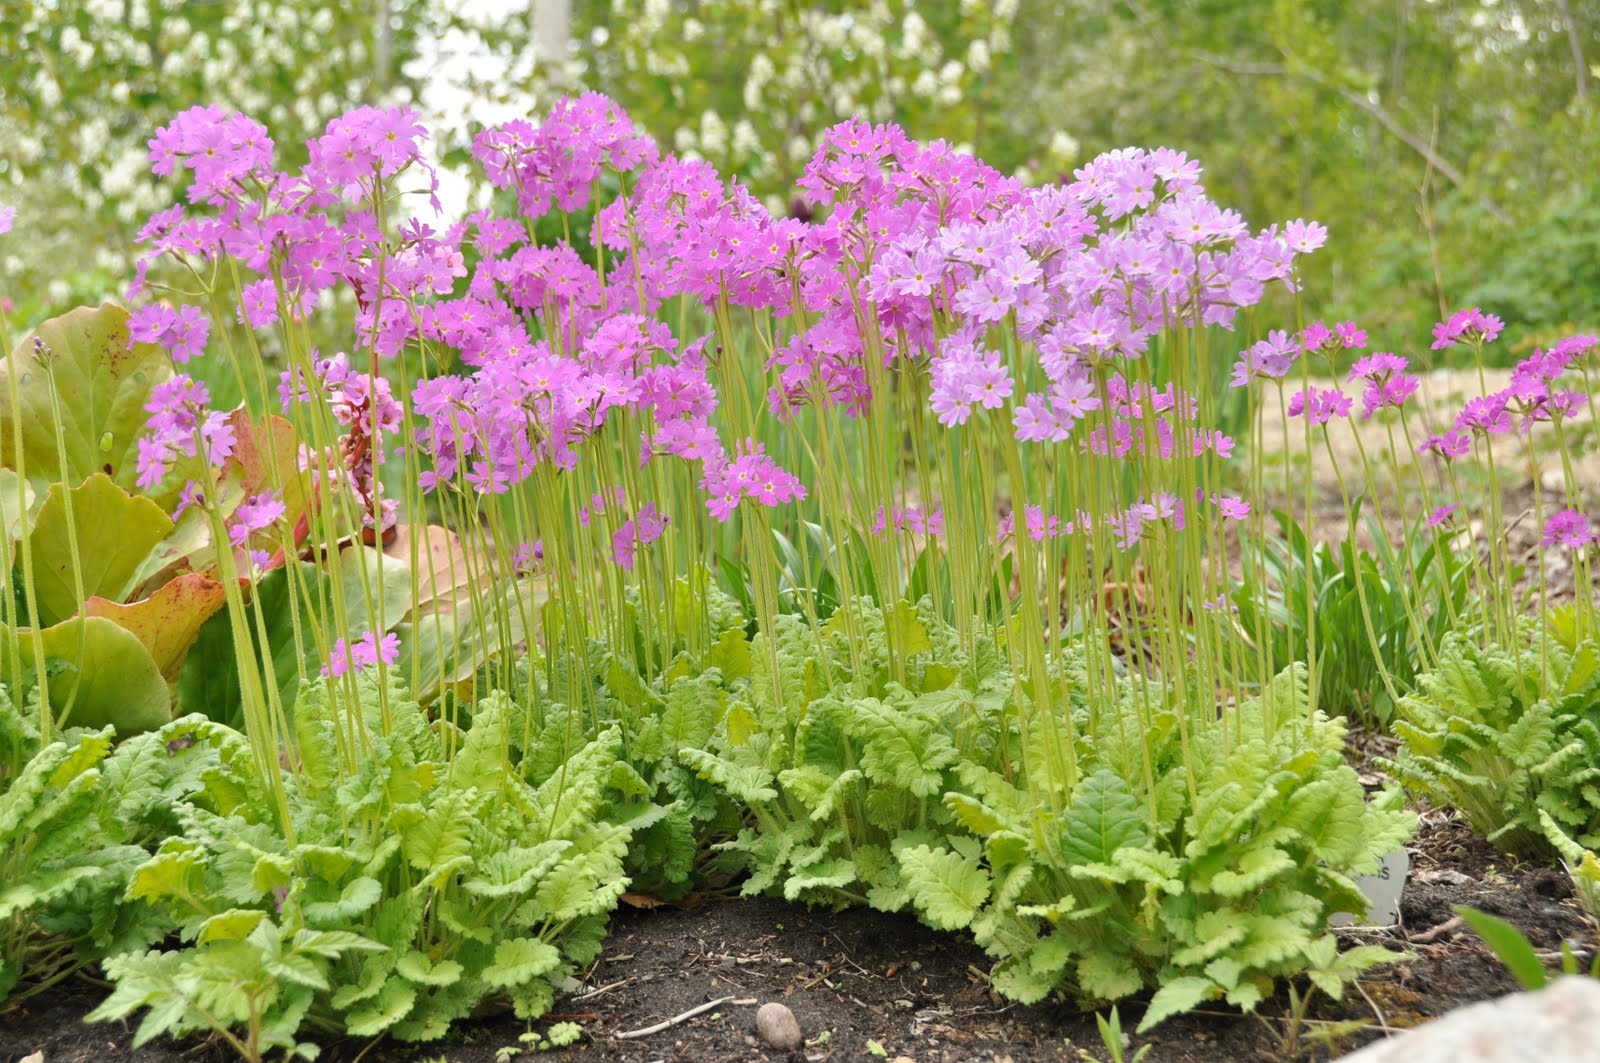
{"left": 1348, "top": 352, "right": 1408, "bottom": 382}
{"left": 1286, "top": 385, "right": 1351, "bottom": 425}
{"left": 1548, "top": 334, "right": 1599, "bottom": 368}
{"left": 1541, "top": 508, "right": 1596, "bottom": 550}
{"left": 0, "top": 203, "right": 14, "bottom": 234}
{"left": 130, "top": 303, "right": 210, "bottom": 363}
{"left": 700, "top": 443, "right": 805, "bottom": 522}
{"left": 1359, "top": 373, "right": 1419, "bottom": 419}
{"left": 1431, "top": 307, "right": 1505, "bottom": 350}
{"left": 1230, "top": 329, "right": 1299, "bottom": 387}
{"left": 1456, "top": 393, "right": 1512, "bottom": 435}
{"left": 1301, "top": 321, "right": 1333, "bottom": 352}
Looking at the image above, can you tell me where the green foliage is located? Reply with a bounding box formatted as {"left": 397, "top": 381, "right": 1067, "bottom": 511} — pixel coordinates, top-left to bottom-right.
{"left": 1, "top": 616, "right": 173, "bottom": 735}
{"left": 1231, "top": 510, "right": 1470, "bottom": 726}
{"left": 27, "top": 474, "right": 174, "bottom": 627}
{"left": 1095, "top": 1005, "right": 1151, "bottom": 1063}
{"left": 1455, "top": 906, "right": 1552, "bottom": 991}
{"left": 0, "top": 305, "right": 190, "bottom": 506}
{"left": 90, "top": 674, "right": 640, "bottom": 1058}
{"left": 1457, "top": 904, "right": 1600, "bottom": 989}
{"left": 669, "top": 596, "right": 1411, "bottom": 1029}
{"left": 1385, "top": 621, "right": 1600, "bottom": 859}
{"left": 680, "top": 598, "right": 1013, "bottom": 910}
{"left": 0, "top": 694, "right": 234, "bottom": 1003}
{"left": 178, "top": 561, "right": 327, "bottom": 731}
{"left": 896, "top": 664, "right": 1413, "bottom": 1029}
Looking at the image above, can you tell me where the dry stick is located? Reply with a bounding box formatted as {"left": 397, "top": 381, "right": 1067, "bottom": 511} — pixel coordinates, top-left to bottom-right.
{"left": 615, "top": 996, "right": 735, "bottom": 1040}
{"left": 573, "top": 978, "right": 631, "bottom": 1002}
{"left": 1407, "top": 916, "right": 1464, "bottom": 944}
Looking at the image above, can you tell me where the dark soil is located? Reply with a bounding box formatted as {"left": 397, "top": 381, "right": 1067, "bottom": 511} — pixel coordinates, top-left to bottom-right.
{"left": 3, "top": 795, "right": 1594, "bottom": 1063}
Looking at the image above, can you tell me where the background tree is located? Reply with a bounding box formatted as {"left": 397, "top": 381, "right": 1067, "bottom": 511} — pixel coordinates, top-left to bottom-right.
{"left": 4, "top": 0, "right": 1596, "bottom": 351}
{"left": 0, "top": 0, "right": 433, "bottom": 320}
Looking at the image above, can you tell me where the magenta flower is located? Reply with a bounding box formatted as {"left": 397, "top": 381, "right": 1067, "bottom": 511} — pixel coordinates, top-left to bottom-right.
{"left": 138, "top": 374, "right": 234, "bottom": 488}
{"left": 1282, "top": 219, "right": 1328, "bottom": 255}
{"left": 611, "top": 502, "right": 670, "bottom": 570}
{"left": 322, "top": 631, "right": 401, "bottom": 678}
{"left": 699, "top": 443, "right": 806, "bottom": 523}
{"left": 872, "top": 505, "right": 945, "bottom": 538}
{"left": 229, "top": 490, "right": 285, "bottom": 547}
{"left": 930, "top": 333, "right": 1011, "bottom": 426}
{"left": 1216, "top": 495, "right": 1250, "bottom": 521}
{"left": 1348, "top": 352, "right": 1408, "bottom": 382}
{"left": 512, "top": 539, "right": 544, "bottom": 574}
{"left": 1548, "top": 334, "right": 1598, "bottom": 367}
{"left": 1457, "top": 394, "right": 1513, "bottom": 435}
{"left": 1229, "top": 329, "right": 1299, "bottom": 387}
{"left": 1542, "top": 509, "right": 1597, "bottom": 550}
{"left": 952, "top": 270, "right": 1017, "bottom": 324}
{"left": 1359, "top": 373, "right": 1419, "bottom": 419}
{"left": 130, "top": 303, "right": 209, "bottom": 363}
{"left": 1334, "top": 321, "right": 1368, "bottom": 349}
{"left": 1417, "top": 428, "right": 1472, "bottom": 459}
{"left": 1287, "top": 385, "right": 1352, "bottom": 425}
{"left": 0, "top": 203, "right": 14, "bottom": 234}
{"left": 1431, "top": 307, "right": 1505, "bottom": 350}
{"left": 1425, "top": 504, "right": 1459, "bottom": 529}
{"left": 240, "top": 280, "right": 279, "bottom": 329}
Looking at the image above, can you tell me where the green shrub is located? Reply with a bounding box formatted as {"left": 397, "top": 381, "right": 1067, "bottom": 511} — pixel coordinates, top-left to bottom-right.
{"left": 1385, "top": 613, "right": 1600, "bottom": 859}
{"left": 90, "top": 675, "right": 644, "bottom": 1059}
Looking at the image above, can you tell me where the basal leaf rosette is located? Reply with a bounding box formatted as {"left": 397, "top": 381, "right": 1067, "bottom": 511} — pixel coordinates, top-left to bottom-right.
{"left": 907, "top": 664, "right": 1415, "bottom": 1030}
{"left": 1385, "top": 619, "right": 1600, "bottom": 861}
{"left": 92, "top": 674, "right": 640, "bottom": 1050}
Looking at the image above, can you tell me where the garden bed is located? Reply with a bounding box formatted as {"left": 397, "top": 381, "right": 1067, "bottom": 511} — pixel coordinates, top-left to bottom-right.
{"left": 5, "top": 800, "right": 1591, "bottom": 1063}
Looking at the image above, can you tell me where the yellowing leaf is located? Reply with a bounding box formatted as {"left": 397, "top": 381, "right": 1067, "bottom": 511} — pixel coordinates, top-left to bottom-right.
{"left": 198, "top": 909, "right": 268, "bottom": 944}
{"left": 28, "top": 473, "right": 173, "bottom": 626}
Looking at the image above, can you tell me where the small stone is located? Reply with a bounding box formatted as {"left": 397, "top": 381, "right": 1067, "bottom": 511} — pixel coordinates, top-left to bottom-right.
{"left": 891, "top": 1057, "right": 918, "bottom": 1063}
{"left": 755, "top": 1001, "right": 802, "bottom": 1051}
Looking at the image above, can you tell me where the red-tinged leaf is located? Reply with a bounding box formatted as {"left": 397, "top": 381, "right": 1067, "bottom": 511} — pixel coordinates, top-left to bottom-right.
{"left": 220, "top": 408, "right": 309, "bottom": 527}
{"left": 83, "top": 572, "right": 228, "bottom": 682}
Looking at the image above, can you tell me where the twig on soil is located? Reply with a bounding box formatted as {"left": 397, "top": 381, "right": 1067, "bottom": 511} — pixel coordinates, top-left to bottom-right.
{"left": 615, "top": 995, "right": 735, "bottom": 1040}
{"left": 574, "top": 978, "right": 630, "bottom": 1001}
{"left": 1407, "top": 916, "right": 1463, "bottom": 944}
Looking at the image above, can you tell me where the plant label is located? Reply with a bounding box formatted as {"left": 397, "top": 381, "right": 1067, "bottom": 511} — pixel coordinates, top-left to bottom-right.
{"left": 1331, "top": 848, "right": 1409, "bottom": 927}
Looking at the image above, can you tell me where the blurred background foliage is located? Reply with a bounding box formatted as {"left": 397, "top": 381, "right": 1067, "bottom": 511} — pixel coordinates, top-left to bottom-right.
{"left": 2, "top": 0, "right": 1596, "bottom": 353}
